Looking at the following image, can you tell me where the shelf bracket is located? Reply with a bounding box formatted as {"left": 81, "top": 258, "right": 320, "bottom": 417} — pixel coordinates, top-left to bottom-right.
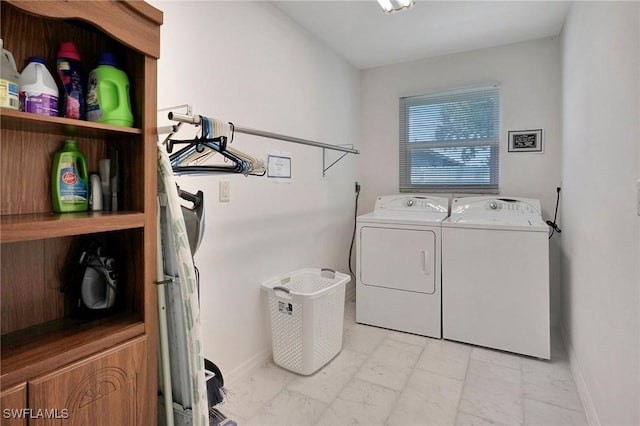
{"left": 323, "top": 145, "right": 354, "bottom": 177}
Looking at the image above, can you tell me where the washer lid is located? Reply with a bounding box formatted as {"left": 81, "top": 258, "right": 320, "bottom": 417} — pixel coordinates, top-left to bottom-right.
{"left": 443, "top": 196, "right": 547, "bottom": 231}
{"left": 443, "top": 215, "right": 547, "bottom": 231}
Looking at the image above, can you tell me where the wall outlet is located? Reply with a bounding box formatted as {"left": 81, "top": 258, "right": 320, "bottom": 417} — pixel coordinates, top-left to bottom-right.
{"left": 219, "top": 181, "right": 230, "bottom": 202}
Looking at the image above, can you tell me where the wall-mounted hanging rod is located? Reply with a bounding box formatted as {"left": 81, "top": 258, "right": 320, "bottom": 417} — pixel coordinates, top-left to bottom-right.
{"left": 157, "top": 124, "right": 178, "bottom": 134}
{"left": 168, "top": 112, "right": 359, "bottom": 155}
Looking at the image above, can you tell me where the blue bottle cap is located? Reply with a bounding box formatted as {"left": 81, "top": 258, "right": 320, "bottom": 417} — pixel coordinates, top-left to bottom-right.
{"left": 28, "top": 56, "right": 46, "bottom": 64}
{"left": 98, "top": 52, "right": 117, "bottom": 67}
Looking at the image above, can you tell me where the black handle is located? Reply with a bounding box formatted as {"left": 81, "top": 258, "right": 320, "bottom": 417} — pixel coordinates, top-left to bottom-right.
{"left": 321, "top": 268, "right": 336, "bottom": 279}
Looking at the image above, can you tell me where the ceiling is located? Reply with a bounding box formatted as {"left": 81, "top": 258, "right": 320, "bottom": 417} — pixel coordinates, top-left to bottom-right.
{"left": 271, "top": 1, "right": 572, "bottom": 69}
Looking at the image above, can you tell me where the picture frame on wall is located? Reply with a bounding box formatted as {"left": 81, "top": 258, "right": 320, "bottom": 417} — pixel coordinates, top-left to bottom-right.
{"left": 508, "top": 129, "right": 543, "bottom": 153}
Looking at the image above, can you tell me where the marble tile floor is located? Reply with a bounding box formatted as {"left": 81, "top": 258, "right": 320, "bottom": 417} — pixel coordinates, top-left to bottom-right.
{"left": 218, "top": 300, "right": 588, "bottom": 426}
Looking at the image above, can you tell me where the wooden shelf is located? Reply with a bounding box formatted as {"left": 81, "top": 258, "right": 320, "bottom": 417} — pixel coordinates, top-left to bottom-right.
{"left": 1, "top": 314, "right": 144, "bottom": 388}
{"left": 0, "top": 211, "right": 145, "bottom": 243}
{"left": 0, "top": 108, "right": 142, "bottom": 138}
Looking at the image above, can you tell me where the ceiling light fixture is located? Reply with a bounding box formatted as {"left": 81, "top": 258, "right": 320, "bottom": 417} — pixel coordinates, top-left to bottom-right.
{"left": 376, "top": 0, "right": 414, "bottom": 14}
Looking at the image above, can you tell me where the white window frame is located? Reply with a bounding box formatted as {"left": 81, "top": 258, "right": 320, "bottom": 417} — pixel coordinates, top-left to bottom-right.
{"left": 399, "top": 84, "right": 501, "bottom": 193}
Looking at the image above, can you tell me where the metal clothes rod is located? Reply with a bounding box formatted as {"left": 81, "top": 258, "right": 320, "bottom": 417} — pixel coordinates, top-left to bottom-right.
{"left": 168, "top": 112, "right": 359, "bottom": 155}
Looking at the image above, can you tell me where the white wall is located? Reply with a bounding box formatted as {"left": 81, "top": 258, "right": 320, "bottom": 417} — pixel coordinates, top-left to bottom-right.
{"left": 561, "top": 2, "right": 640, "bottom": 425}
{"left": 359, "top": 37, "right": 563, "bottom": 324}
{"left": 151, "top": 1, "right": 359, "bottom": 379}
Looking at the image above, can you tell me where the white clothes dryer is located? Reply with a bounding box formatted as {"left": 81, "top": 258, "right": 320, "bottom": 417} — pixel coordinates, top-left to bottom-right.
{"left": 356, "top": 195, "right": 449, "bottom": 338}
{"left": 442, "top": 196, "right": 550, "bottom": 359}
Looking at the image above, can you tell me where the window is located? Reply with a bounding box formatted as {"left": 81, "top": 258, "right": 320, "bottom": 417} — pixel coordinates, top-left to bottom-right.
{"left": 399, "top": 85, "right": 500, "bottom": 193}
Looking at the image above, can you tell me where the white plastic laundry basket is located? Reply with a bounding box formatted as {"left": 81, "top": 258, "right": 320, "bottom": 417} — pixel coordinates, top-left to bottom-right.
{"left": 262, "top": 268, "right": 349, "bottom": 375}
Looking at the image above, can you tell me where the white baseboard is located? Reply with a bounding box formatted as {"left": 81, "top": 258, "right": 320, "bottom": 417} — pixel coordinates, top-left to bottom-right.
{"left": 224, "top": 347, "right": 272, "bottom": 387}
{"left": 561, "top": 326, "right": 600, "bottom": 426}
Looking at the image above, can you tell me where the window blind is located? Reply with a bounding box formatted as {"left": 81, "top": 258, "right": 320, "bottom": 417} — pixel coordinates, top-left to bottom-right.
{"left": 399, "top": 85, "right": 500, "bottom": 193}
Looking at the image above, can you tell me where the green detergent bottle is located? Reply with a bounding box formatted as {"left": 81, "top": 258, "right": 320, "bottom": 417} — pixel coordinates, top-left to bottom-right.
{"left": 86, "top": 52, "right": 133, "bottom": 127}
{"left": 52, "top": 140, "right": 88, "bottom": 212}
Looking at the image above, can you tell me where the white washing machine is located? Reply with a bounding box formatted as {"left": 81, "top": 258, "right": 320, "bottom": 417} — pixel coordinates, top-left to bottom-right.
{"left": 442, "top": 196, "right": 550, "bottom": 359}
{"left": 356, "top": 194, "right": 448, "bottom": 338}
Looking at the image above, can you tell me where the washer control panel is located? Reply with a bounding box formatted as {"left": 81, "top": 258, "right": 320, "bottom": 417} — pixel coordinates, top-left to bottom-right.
{"left": 484, "top": 199, "right": 537, "bottom": 213}
{"left": 451, "top": 197, "right": 541, "bottom": 217}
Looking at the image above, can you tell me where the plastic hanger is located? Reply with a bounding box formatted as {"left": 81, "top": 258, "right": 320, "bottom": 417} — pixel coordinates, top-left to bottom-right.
{"left": 167, "top": 116, "right": 264, "bottom": 176}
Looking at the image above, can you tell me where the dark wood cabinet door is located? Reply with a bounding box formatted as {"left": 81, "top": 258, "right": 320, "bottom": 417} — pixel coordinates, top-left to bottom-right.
{"left": 27, "top": 336, "right": 147, "bottom": 426}
{"left": 1, "top": 383, "right": 27, "bottom": 426}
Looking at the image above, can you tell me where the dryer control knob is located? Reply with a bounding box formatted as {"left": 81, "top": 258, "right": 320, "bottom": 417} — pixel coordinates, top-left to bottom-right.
{"left": 406, "top": 199, "right": 414, "bottom": 207}
{"left": 489, "top": 201, "right": 498, "bottom": 210}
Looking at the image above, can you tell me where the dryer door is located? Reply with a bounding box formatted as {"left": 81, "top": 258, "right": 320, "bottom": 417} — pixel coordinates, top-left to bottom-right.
{"left": 359, "top": 226, "right": 436, "bottom": 294}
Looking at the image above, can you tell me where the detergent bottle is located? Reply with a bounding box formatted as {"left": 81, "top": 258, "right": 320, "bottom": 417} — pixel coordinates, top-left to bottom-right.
{"left": 0, "top": 38, "right": 20, "bottom": 110}
{"left": 19, "top": 57, "right": 59, "bottom": 116}
{"left": 52, "top": 139, "right": 88, "bottom": 213}
{"left": 56, "top": 41, "right": 85, "bottom": 120}
{"left": 86, "top": 53, "right": 133, "bottom": 127}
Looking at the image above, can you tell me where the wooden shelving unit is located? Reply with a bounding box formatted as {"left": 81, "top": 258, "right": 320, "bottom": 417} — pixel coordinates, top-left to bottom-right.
{"left": 0, "top": 2, "right": 161, "bottom": 424}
